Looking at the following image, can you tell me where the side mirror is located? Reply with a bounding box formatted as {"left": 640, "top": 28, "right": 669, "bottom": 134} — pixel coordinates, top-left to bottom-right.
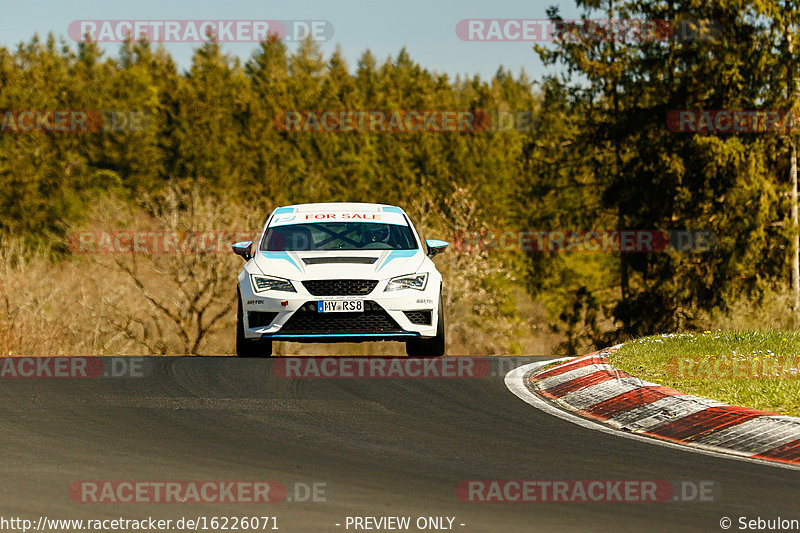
{"left": 425, "top": 239, "right": 449, "bottom": 258}
{"left": 231, "top": 241, "right": 253, "bottom": 261}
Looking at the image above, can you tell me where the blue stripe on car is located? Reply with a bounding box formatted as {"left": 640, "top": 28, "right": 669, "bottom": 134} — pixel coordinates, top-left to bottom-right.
{"left": 260, "top": 251, "right": 301, "bottom": 271}
{"left": 381, "top": 206, "right": 403, "bottom": 213}
{"left": 377, "top": 249, "right": 418, "bottom": 271}
{"left": 273, "top": 207, "right": 295, "bottom": 214}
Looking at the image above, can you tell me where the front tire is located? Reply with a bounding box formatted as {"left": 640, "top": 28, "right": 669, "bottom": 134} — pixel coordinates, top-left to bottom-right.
{"left": 236, "top": 292, "right": 273, "bottom": 357}
{"left": 406, "top": 298, "right": 445, "bottom": 357}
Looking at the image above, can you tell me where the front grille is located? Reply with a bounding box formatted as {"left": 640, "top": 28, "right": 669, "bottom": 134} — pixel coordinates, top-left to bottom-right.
{"left": 302, "top": 279, "right": 378, "bottom": 296}
{"left": 279, "top": 301, "right": 403, "bottom": 334}
{"left": 404, "top": 310, "right": 432, "bottom": 325}
{"left": 248, "top": 311, "right": 278, "bottom": 328}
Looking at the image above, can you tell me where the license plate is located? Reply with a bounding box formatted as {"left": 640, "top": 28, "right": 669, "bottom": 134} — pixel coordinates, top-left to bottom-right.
{"left": 317, "top": 300, "right": 364, "bottom": 313}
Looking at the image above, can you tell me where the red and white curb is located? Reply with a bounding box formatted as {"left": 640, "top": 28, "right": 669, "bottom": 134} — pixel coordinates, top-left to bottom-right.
{"left": 505, "top": 348, "right": 800, "bottom": 470}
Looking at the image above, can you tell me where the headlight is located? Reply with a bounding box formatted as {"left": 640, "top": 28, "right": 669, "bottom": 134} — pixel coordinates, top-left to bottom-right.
{"left": 385, "top": 273, "right": 428, "bottom": 292}
{"left": 251, "top": 275, "right": 296, "bottom": 293}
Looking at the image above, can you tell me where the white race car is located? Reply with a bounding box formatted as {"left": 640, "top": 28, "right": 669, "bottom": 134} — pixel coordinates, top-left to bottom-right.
{"left": 232, "top": 202, "right": 448, "bottom": 357}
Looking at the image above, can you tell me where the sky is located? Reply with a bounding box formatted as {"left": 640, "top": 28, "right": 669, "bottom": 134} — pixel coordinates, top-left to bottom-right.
{"left": 0, "top": 0, "right": 581, "bottom": 82}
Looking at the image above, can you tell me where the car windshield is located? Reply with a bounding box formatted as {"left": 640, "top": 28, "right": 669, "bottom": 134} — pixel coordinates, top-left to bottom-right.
{"left": 261, "top": 222, "right": 418, "bottom": 251}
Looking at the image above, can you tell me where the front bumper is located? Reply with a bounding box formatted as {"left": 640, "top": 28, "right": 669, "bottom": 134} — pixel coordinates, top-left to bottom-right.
{"left": 238, "top": 273, "right": 440, "bottom": 341}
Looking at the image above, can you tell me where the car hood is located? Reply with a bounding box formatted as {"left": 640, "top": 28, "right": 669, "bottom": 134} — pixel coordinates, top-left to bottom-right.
{"left": 251, "top": 249, "right": 427, "bottom": 280}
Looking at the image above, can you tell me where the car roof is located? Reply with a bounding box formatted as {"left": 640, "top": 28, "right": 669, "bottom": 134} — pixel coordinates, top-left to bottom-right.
{"left": 276, "top": 202, "right": 404, "bottom": 214}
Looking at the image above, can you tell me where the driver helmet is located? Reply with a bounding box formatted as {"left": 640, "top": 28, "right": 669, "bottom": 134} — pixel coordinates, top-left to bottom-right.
{"left": 364, "top": 225, "right": 389, "bottom": 243}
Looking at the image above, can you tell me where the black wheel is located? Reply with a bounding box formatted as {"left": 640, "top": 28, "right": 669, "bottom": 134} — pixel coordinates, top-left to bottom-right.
{"left": 406, "top": 298, "right": 445, "bottom": 357}
{"left": 236, "top": 292, "right": 273, "bottom": 357}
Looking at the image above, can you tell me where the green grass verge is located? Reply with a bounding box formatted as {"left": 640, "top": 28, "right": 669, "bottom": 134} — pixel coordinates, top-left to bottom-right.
{"left": 609, "top": 331, "right": 800, "bottom": 417}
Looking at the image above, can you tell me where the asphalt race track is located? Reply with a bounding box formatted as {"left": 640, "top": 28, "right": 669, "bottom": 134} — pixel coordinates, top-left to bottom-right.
{"left": 0, "top": 356, "right": 797, "bottom": 532}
